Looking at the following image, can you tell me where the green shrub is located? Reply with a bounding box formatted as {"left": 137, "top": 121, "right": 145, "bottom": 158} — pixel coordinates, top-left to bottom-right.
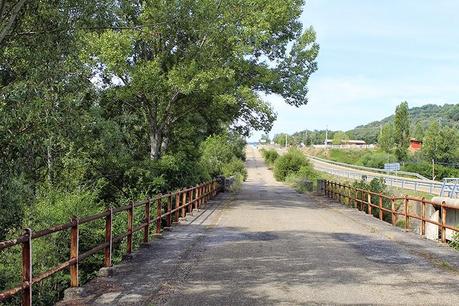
{"left": 273, "top": 148, "right": 309, "bottom": 181}
{"left": 402, "top": 162, "right": 459, "bottom": 180}
{"left": 450, "top": 231, "right": 459, "bottom": 251}
{"left": 260, "top": 148, "right": 279, "bottom": 166}
{"left": 352, "top": 177, "right": 394, "bottom": 223}
{"left": 357, "top": 152, "right": 397, "bottom": 168}
{"left": 222, "top": 158, "right": 248, "bottom": 181}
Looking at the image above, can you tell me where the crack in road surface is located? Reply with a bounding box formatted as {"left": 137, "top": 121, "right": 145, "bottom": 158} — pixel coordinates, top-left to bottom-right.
{"left": 59, "top": 146, "right": 459, "bottom": 305}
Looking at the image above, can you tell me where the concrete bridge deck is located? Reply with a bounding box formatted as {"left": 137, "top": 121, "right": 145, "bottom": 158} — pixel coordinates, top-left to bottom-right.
{"left": 60, "top": 147, "right": 459, "bottom": 305}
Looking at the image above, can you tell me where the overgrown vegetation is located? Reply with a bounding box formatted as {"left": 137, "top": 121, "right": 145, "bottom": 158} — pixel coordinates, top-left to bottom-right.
{"left": 260, "top": 148, "right": 279, "bottom": 167}
{"left": 352, "top": 178, "right": 395, "bottom": 223}
{"left": 1, "top": 1, "right": 319, "bottom": 304}
{"left": 260, "top": 148, "right": 318, "bottom": 192}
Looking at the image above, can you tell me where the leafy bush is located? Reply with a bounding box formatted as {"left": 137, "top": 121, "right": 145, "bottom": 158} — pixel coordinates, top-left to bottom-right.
{"left": 222, "top": 158, "right": 247, "bottom": 181}
{"left": 273, "top": 148, "right": 309, "bottom": 181}
{"left": 450, "top": 231, "right": 459, "bottom": 251}
{"left": 260, "top": 148, "right": 279, "bottom": 166}
{"left": 352, "top": 177, "right": 394, "bottom": 223}
{"left": 402, "top": 162, "right": 459, "bottom": 180}
{"left": 357, "top": 151, "right": 397, "bottom": 168}
{"left": 200, "top": 134, "right": 246, "bottom": 179}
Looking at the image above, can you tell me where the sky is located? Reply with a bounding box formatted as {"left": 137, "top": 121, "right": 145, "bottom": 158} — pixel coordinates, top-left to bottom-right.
{"left": 248, "top": 0, "right": 459, "bottom": 141}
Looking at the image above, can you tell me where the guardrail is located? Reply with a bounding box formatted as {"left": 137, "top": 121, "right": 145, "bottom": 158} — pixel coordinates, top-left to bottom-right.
{"left": 320, "top": 180, "right": 458, "bottom": 244}
{"left": 0, "top": 180, "right": 219, "bottom": 305}
{"left": 308, "top": 155, "right": 429, "bottom": 180}
{"left": 313, "top": 164, "right": 444, "bottom": 195}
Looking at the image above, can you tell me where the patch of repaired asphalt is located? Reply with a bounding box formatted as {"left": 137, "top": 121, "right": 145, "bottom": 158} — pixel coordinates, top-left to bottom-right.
{"left": 334, "top": 233, "right": 414, "bottom": 264}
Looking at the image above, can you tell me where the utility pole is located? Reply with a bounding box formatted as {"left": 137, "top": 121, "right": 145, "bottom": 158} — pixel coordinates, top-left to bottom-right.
{"left": 325, "top": 125, "right": 328, "bottom": 146}
{"left": 432, "top": 159, "right": 435, "bottom": 180}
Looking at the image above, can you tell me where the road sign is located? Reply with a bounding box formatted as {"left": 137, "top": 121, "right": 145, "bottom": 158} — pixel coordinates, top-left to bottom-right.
{"left": 384, "top": 163, "right": 400, "bottom": 172}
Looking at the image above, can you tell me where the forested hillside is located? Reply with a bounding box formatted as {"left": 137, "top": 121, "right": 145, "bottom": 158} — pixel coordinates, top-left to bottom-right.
{"left": 348, "top": 104, "right": 459, "bottom": 143}
{"left": 0, "top": 1, "right": 318, "bottom": 304}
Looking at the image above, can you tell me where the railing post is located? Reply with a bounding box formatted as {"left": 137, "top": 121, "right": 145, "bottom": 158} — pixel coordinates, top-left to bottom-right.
{"left": 175, "top": 191, "right": 180, "bottom": 222}
{"left": 70, "top": 218, "right": 79, "bottom": 287}
{"left": 353, "top": 188, "right": 357, "bottom": 208}
{"left": 379, "top": 192, "right": 383, "bottom": 220}
{"left": 144, "top": 197, "right": 151, "bottom": 243}
{"left": 367, "top": 192, "right": 372, "bottom": 215}
{"left": 182, "top": 190, "right": 187, "bottom": 218}
{"left": 391, "top": 197, "right": 397, "bottom": 225}
{"left": 421, "top": 197, "right": 426, "bottom": 236}
{"left": 127, "top": 201, "right": 134, "bottom": 254}
{"left": 188, "top": 190, "right": 193, "bottom": 214}
{"left": 194, "top": 185, "right": 199, "bottom": 210}
{"left": 338, "top": 183, "right": 341, "bottom": 203}
{"left": 166, "top": 194, "right": 172, "bottom": 227}
{"left": 104, "top": 208, "right": 113, "bottom": 267}
{"left": 441, "top": 202, "right": 447, "bottom": 243}
{"left": 404, "top": 195, "right": 409, "bottom": 230}
{"left": 22, "top": 228, "right": 32, "bottom": 306}
{"left": 156, "top": 196, "right": 162, "bottom": 234}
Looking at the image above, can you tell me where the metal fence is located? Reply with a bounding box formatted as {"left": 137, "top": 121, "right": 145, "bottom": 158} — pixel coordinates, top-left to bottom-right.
{"left": 0, "top": 180, "right": 219, "bottom": 305}
{"left": 320, "top": 180, "right": 458, "bottom": 244}
{"left": 313, "top": 164, "right": 444, "bottom": 195}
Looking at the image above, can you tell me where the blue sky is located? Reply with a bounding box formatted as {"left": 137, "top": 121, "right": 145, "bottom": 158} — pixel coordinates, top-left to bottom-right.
{"left": 248, "top": 0, "right": 459, "bottom": 141}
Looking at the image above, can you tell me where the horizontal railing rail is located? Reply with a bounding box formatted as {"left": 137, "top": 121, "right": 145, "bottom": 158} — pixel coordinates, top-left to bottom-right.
{"left": 308, "top": 155, "right": 430, "bottom": 180}
{"left": 313, "top": 165, "right": 444, "bottom": 195}
{"left": 0, "top": 179, "right": 219, "bottom": 305}
{"left": 321, "top": 180, "right": 458, "bottom": 244}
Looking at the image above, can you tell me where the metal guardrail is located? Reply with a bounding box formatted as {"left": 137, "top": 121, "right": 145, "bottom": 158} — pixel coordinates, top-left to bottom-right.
{"left": 313, "top": 164, "right": 444, "bottom": 195}
{"left": 308, "top": 155, "right": 429, "bottom": 180}
{"left": 0, "top": 180, "right": 219, "bottom": 305}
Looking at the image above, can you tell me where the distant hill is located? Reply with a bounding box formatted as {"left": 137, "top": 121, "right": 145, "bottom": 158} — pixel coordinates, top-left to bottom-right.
{"left": 347, "top": 103, "right": 459, "bottom": 144}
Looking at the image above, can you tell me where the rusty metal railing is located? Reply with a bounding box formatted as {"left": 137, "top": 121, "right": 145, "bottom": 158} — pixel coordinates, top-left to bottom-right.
{"left": 322, "top": 180, "right": 459, "bottom": 243}
{"left": 0, "top": 179, "right": 219, "bottom": 305}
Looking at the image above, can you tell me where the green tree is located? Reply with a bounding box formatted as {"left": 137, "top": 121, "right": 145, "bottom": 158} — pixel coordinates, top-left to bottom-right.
{"left": 273, "top": 133, "right": 290, "bottom": 146}
{"left": 423, "top": 121, "right": 459, "bottom": 163}
{"left": 332, "top": 131, "right": 349, "bottom": 145}
{"left": 84, "top": 0, "right": 318, "bottom": 160}
{"left": 394, "top": 101, "right": 410, "bottom": 161}
{"left": 378, "top": 123, "right": 395, "bottom": 153}
{"left": 412, "top": 121, "right": 425, "bottom": 140}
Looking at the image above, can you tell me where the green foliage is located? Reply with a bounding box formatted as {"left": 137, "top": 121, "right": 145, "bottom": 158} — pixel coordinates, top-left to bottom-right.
{"left": 273, "top": 133, "right": 289, "bottom": 146}
{"left": 200, "top": 134, "right": 245, "bottom": 178}
{"left": 394, "top": 101, "right": 410, "bottom": 161}
{"left": 450, "top": 231, "right": 459, "bottom": 251}
{"left": 332, "top": 131, "right": 349, "bottom": 145}
{"left": 352, "top": 178, "right": 394, "bottom": 222}
{"left": 378, "top": 123, "right": 395, "bottom": 153}
{"left": 423, "top": 121, "right": 459, "bottom": 164}
{"left": 402, "top": 161, "right": 459, "bottom": 180}
{"left": 0, "top": 1, "right": 320, "bottom": 304}
{"left": 260, "top": 148, "right": 279, "bottom": 166}
{"left": 357, "top": 151, "right": 397, "bottom": 168}
{"left": 327, "top": 149, "right": 367, "bottom": 165}
{"left": 273, "top": 148, "right": 310, "bottom": 181}
{"left": 222, "top": 159, "right": 248, "bottom": 181}
{"left": 348, "top": 103, "right": 459, "bottom": 144}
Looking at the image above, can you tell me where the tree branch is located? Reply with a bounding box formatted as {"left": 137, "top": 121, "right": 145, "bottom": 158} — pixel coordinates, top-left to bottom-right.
{"left": 0, "top": 0, "right": 28, "bottom": 46}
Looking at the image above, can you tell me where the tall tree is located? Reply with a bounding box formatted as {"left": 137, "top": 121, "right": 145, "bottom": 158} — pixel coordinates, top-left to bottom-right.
{"left": 84, "top": 0, "right": 319, "bottom": 160}
{"left": 378, "top": 123, "right": 395, "bottom": 153}
{"left": 423, "top": 121, "right": 458, "bottom": 163}
{"left": 394, "top": 101, "right": 410, "bottom": 161}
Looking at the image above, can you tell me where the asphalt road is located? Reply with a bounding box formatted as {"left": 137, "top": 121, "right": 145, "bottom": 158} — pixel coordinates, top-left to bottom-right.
{"left": 60, "top": 146, "right": 459, "bottom": 305}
